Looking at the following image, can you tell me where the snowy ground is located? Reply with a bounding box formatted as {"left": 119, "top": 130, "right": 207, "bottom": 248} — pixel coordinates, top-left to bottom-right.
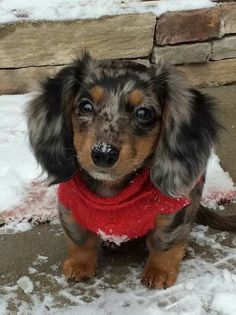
{"left": 0, "top": 0, "right": 215, "bottom": 24}
{"left": 1, "top": 223, "right": 236, "bottom": 315}
{"left": 0, "top": 93, "right": 236, "bottom": 315}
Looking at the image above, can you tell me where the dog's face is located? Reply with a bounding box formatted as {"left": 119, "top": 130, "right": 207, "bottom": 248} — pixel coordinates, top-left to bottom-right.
{"left": 27, "top": 53, "right": 218, "bottom": 196}
{"left": 71, "top": 62, "right": 162, "bottom": 182}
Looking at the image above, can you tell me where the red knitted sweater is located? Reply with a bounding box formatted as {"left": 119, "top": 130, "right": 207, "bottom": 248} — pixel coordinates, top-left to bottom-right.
{"left": 58, "top": 168, "right": 190, "bottom": 244}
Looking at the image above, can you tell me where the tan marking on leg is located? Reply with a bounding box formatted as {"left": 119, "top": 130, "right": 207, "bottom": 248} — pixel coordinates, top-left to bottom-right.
{"left": 142, "top": 241, "right": 187, "bottom": 289}
{"left": 154, "top": 213, "right": 172, "bottom": 229}
{"left": 62, "top": 232, "right": 100, "bottom": 282}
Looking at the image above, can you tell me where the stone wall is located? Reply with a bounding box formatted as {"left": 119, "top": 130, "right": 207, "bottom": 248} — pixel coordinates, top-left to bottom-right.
{"left": 152, "top": 2, "right": 236, "bottom": 87}
{"left": 0, "top": 1, "right": 235, "bottom": 94}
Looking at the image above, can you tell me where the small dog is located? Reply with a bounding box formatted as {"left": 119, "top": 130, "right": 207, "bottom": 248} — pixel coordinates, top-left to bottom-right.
{"left": 27, "top": 53, "right": 236, "bottom": 289}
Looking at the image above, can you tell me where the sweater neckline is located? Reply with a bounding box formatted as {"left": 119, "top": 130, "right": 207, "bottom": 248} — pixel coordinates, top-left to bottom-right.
{"left": 73, "top": 167, "right": 152, "bottom": 206}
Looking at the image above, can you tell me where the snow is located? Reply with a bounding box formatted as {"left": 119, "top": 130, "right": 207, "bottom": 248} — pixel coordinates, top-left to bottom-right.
{"left": 94, "top": 142, "right": 112, "bottom": 154}
{"left": 0, "top": 94, "right": 40, "bottom": 210}
{"left": 0, "top": 221, "right": 32, "bottom": 234}
{"left": 202, "top": 152, "right": 236, "bottom": 208}
{"left": 1, "top": 225, "right": 236, "bottom": 314}
{"left": 0, "top": 0, "right": 215, "bottom": 24}
{"left": 28, "top": 267, "right": 37, "bottom": 275}
{"left": 98, "top": 229, "right": 129, "bottom": 245}
{"left": 0, "top": 297, "right": 8, "bottom": 315}
{"left": 32, "top": 255, "right": 49, "bottom": 267}
{"left": 211, "top": 292, "right": 236, "bottom": 315}
{"left": 17, "top": 276, "right": 34, "bottom": 294}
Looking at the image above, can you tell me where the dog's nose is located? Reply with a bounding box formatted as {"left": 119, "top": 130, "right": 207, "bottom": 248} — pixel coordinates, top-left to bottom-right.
{"left": 91, "top": 143, "right": 119, "bottom": 168}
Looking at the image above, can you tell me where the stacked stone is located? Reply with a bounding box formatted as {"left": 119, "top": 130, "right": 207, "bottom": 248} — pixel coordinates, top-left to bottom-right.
{"left": 0, "top": 13, "right": 156, "bottom": 94}
{"left": 0, "top": 1, "right": 235, "bottom": 94}
{"left": 152, "top": 2, "right": 236, "bottom": 87}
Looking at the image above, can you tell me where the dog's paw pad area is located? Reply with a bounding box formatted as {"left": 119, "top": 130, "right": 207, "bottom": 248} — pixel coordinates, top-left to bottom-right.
{"left": 1, "top": 223, "right": 236, "bottom": 314}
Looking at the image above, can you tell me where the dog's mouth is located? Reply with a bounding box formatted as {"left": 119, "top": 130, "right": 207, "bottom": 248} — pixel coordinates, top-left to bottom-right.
{"left": 77, "top": 153, "right": 150, "bottom": 183}
{"left": 88, "top": 169, "right": 119, "bottom": 181}
{"left": 76, "top": 154, "right": 125, "bottom": 182}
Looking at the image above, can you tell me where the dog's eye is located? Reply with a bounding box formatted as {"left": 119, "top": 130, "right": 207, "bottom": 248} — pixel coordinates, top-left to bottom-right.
{"left": 79, "top": 100, "right": 93, "bottom": 113}
{"left": 135, "top": 107, "right": 154, "bottom": 123}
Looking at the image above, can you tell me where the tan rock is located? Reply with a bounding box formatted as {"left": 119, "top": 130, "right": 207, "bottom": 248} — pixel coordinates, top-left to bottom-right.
{"left": 211, "top": 36, "right": 236, "bottom": 60}
{"left": 155, "top": 7, "right": 221, "bottom": 45}
{"left": 178, "top": 59, "right": 236, "bottom": 87}
{"left": 152, "top": 42, "right": 211, "bottom": 65}
{"left": 0, "top": 13, "right": 156, "bottom": 68}
{"left": 0, "top": 65, "right": 63, "bottom": 94}
{"left": 222, "top": 2, "right": 236, "bottom": 34}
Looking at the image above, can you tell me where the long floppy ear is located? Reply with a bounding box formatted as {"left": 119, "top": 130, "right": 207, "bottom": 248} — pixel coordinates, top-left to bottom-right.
{"left": 27, "top": 53, "right": 93, "bottom": 184}
{"left": 149, "top": 63, "right": 219, "bottom": 197}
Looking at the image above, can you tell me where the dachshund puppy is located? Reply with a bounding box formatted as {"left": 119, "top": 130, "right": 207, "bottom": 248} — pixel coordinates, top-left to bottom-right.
{"left": 27, "top": 53, "right": 234, "bottom": 289}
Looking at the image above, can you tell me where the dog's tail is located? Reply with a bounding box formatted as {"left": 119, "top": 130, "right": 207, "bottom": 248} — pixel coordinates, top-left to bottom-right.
{"left": 195, "top": 205, "right": 236, "bottom": 232}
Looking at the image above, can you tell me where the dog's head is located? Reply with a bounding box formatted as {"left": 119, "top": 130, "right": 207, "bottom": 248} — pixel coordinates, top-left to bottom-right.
{"left": 27, "top": 53, "right": 219, "bottom": 197}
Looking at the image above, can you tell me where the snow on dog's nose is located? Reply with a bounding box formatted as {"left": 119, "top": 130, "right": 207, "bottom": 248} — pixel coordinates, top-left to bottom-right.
{"left": 91, "top": 143, "right": 119, "bottom": 168}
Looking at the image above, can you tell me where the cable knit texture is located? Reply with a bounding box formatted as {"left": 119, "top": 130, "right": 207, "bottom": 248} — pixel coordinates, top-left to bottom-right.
{"left": 58, "top": 168, "right": 190, "bottom": 243}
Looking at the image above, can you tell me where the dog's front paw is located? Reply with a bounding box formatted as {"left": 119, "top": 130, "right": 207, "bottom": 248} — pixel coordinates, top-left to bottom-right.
{"left": 62, "top": 258, "right": 96, "bottom": 282}
{"left": 141, "top": 263, "right": 178, "bottom": 289}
